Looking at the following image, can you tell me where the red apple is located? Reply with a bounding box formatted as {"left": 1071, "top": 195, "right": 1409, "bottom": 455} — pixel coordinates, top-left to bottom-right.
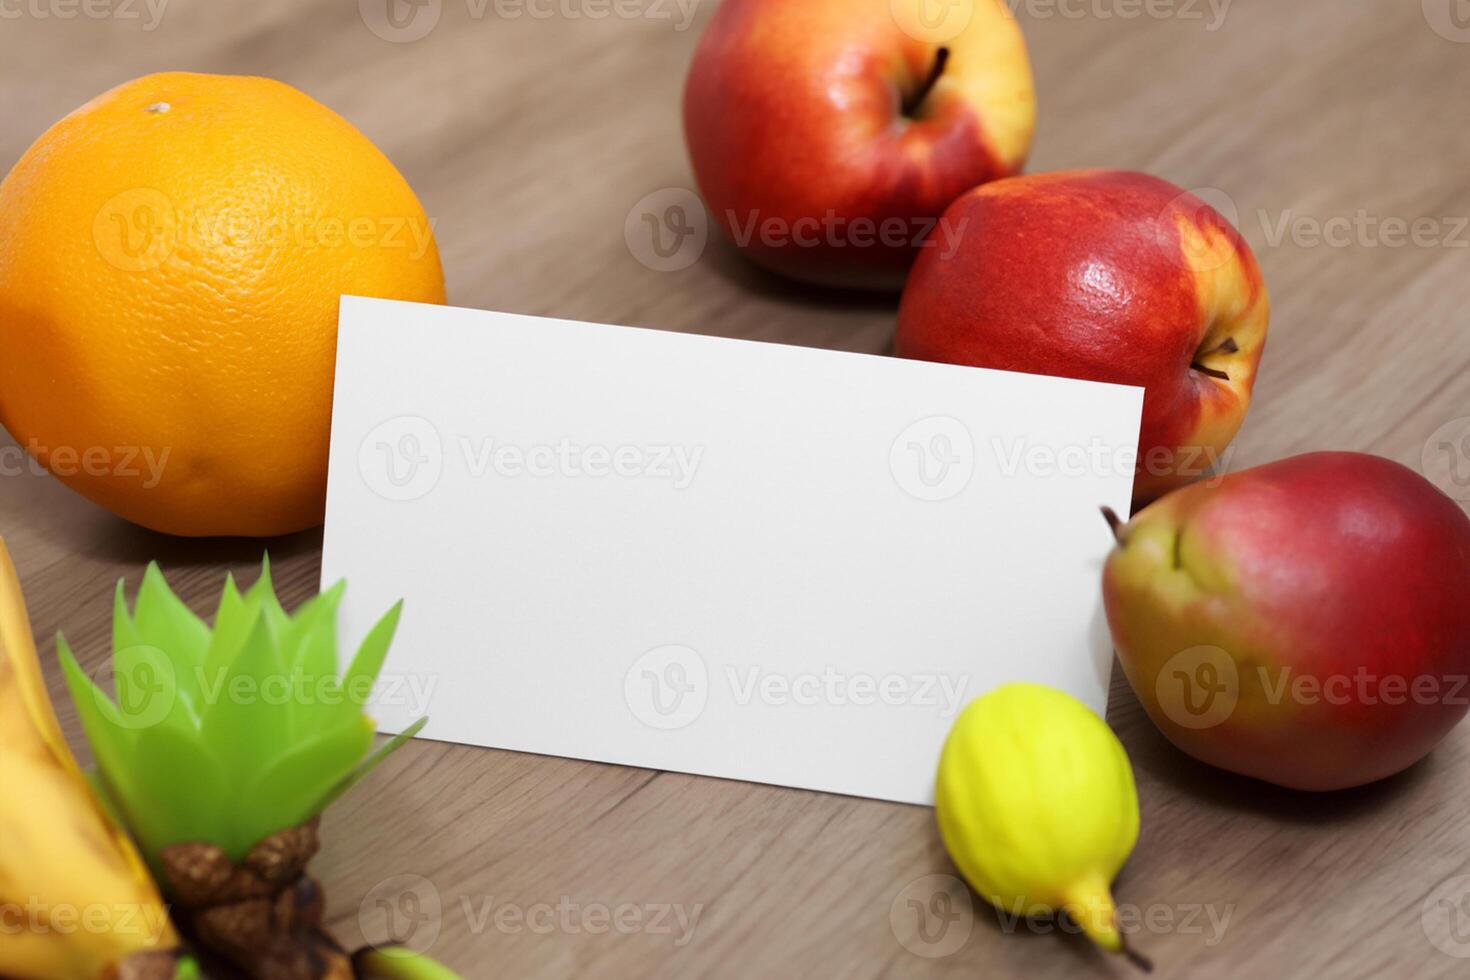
{"left": 896, "top": 169, "right": 1270, "bottom": 505}
{"left": 1102, "top": 452, "right": 1470, "bottom": 791}
{"left": 682, "top": 0, "right": 1035, "bottom": 289}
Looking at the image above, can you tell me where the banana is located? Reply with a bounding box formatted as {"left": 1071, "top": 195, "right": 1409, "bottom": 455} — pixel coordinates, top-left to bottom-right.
{"left": 935, "top": 682, "right": 1146, "bottom": 965}
{"left": 0, "top": 538, "right": 178, "bottom": 979}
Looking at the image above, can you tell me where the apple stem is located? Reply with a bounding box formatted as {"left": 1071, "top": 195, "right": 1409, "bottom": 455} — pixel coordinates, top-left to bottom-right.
{"left": 1191, "top": 337, "right": 1237, "bottom": 381}
{"left": 903, "top": 47, "right": 950, "bottom": 118}
{"left": 1101, "top": 506, "right": 1127, "bottom": 544}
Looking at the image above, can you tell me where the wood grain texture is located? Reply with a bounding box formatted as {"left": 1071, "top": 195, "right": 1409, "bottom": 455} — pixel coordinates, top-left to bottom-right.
{"left": 3, "top": 0, "right": 1470, "bottom": 976}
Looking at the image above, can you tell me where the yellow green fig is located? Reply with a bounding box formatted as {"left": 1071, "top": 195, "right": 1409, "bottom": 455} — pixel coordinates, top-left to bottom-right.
{"left": 934, "top": 682, "right": 1147, "bottom": 966}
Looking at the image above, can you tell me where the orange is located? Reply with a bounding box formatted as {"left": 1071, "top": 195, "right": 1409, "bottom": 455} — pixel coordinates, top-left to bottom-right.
{"left": 0, "top": 73, "right": 446, "bottom": 537}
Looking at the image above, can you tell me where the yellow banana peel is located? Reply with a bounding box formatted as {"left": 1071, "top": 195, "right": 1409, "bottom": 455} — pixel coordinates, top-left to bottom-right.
{"left": 0, "top": 539, "right": 178, "bottom": 979}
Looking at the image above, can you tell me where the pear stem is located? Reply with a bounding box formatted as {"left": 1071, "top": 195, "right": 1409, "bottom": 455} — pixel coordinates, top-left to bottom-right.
{"left": 1101, "top": 506, "right": 1127, "bottom": 544}
{"left": 1120, "top": 938, "right": 1154, "bottom": 973}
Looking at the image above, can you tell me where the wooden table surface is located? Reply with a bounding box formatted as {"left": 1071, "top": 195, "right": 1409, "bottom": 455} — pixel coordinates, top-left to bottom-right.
{"left": 4, "top": 0, "right": 1470, "bottom": 976}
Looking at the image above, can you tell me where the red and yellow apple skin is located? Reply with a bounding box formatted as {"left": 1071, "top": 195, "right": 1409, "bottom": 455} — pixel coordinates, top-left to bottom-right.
{"left": 682, "top": 0, "right": 1035, "bottom": 289}
{"left": 896, "top": 169, "right": 1269, "bottom": 505}
{"left": 1103, "top": 452, "right": 1470, "bottom": 791}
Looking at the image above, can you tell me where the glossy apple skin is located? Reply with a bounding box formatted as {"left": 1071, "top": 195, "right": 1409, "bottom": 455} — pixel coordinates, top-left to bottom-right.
{"left": 683, "top": 0, "right": 1035, "bottom": 289}
{"left": 1103, "top": 452, "right": 1470, "bottom": 791}
{"left": 896, "top": 169, "right": 1269, "bottom": 505}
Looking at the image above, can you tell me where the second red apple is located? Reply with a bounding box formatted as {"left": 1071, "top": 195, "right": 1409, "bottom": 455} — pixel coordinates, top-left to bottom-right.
{"left": 897, "top": 169, "right": 1270, "bottom": 505}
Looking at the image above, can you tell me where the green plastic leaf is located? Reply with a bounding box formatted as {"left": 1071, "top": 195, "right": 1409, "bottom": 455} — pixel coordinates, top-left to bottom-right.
{"left": 316, "top": 716, "right": 428, "bottom": 814}
{"left": 285, "top": 614, "right": 349, "bottom": 741}
{"left": 244, "top": 555, "right": 291, "bottom": 646}
{"left": 130, "top": 564, "right": 209, "bottom": 708}
{"left": 344, "top": 601, "right": 405, "bottom": 705}
{"left": 57, "top": 635, "right": 137, "bottom": 789}
{"left": 203, "top": 573, "right": 250, "bottom": 679}
{"left": 239, "top": 715, "right": 375, "bottom": 847}
{"left": 198, "top": 614, "right": 294, "bottom": 779}
{"left": 112, "top": 580, "right": 145, "bottom": 653}
{"left": 129, "top": 720, "right": 230, "bottom": 860}
{"left": 58, "top": 557, "right": 415, "bottom": 868}
{"left": 291, "top": 580, "right": 345, "bottom": 678}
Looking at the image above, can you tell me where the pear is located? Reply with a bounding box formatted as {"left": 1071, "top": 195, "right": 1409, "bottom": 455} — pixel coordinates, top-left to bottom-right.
{"left": 1102, "top": 451, "right": 1470, "bottom": 790}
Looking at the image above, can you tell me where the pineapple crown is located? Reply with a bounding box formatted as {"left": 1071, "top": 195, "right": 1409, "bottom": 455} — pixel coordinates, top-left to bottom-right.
{"left": 59, "top": 557, "right": 424, "bottom": 864}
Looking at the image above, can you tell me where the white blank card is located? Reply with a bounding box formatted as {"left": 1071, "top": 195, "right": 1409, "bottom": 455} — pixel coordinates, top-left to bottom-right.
{"left": 322, "top": 296, "right": 1142, "bottom": 805}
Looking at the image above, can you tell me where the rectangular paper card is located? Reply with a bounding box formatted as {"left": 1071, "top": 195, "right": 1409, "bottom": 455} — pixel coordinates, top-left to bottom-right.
{"left": 322, "top": 296, "right": 1143, "bottom": 805}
